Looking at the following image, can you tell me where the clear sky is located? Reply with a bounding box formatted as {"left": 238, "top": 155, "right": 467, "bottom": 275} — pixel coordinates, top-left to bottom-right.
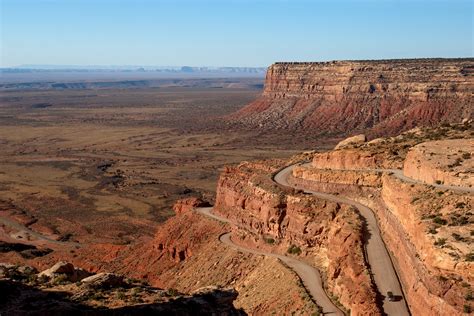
{"left": 1, "top": 0, "right": 472, "bottom": 67}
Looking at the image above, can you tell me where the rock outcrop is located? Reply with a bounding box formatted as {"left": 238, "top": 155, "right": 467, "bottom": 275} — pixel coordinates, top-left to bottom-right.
{"left": 173, "top": 197, "right": 210, "bottom": 214}
{"left": 334, "top": 134, "right": 367, "bottom": 150}
{"left": 230, "top": 59, "right": 474, "bottom": 137}
{"left": 81, "top": 272, "right": 125, "bottom": 289}
{"left": 0, "top": 263, "right": 245, "bottom": 315}
{"left": 38, "top": 261, "right": 91, "bottom": 282}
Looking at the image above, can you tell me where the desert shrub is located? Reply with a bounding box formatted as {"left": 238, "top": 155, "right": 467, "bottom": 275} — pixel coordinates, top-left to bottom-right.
{"left": 166, "top": 288, "right": 179, "bottom": 296}
{"left": 452, "top": 233, "right": 464, "bottom": 241}
{"left": 450, "top": 215, "right": 469, "bottom": 226}
{"left": 264, "top": 237, "right": 275, "bottom": 244}
{"left": 27, "top": 274, "right": 38, "bottom": 284}
{"left": 433, "top": 216, "right": 447, "bottom": 225}
{"left": 438, "top": 275, "right": 448, "bottom": 282}
{"left": 52, "top": 274, "right": 69, "bottom": 285}
{"left": 287, "top": 245, "right": 302, "bottom": 255}
{"left": 462, "top": 152, "right": 471, "bottom": 159}
{"left": 116, "top": 289, "right": 126, "bottom": 300}
{"left": 466, "top": 291, "right": 473, "bottom": 301}
{"left": 456, "top": 202, "right": 466, "bottom": 209}
{"left": 434, "top": 238, "right": 447, "bottom": 246}
{"left": 428, "top": 227, "right": 438, "bottom": 234}
{"left": 89, "top": 292, "right": 105, "bottom": 301}
{"left": 465, "top": 252, "right": 474, "bottom": 262}
{"left": 464, "top": 305, "right": 472, "bottom": 313}
{"left": 37, "top": 274, "right": 49, "bottom": 284}
{"left": 131, "top": 287, "right": 142, "bottom": 295}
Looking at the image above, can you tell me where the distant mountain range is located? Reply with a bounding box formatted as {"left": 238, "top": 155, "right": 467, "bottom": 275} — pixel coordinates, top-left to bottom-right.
{"left": 1, "top": 65, "right": 267, "bottom": 74}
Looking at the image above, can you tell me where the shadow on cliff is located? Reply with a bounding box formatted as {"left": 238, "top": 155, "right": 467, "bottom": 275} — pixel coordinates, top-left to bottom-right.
{"left": 0, "top": 279, "right": 247, "bottom": 316}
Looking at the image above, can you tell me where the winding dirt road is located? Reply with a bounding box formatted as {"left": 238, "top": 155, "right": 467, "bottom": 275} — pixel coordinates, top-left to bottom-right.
{"left": 276, "top": 164, "right": 426, "bottom": 316}
{"left": 298, "top": 162, "right": 474, "bottom": 194}
{"left": 194, "top": 161, "right": 472, "bottom": 315}
{"left": 196, "top": 207, "right": 344, "bottom": 316}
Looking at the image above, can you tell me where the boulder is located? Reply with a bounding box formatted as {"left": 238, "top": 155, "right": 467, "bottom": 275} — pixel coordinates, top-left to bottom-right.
{"left": 173, "top": 197, "right": 210, "bottom": 214}
{"left": 334, "top": 134, "right": 367, "bottom": 150}
{"left": 80, "top": 272, "right": 125, "bottom": 289}
{"left": 39, "top": 261, "right": 90, "bottom": 282}
{"left": 367, "top": 138, "right": 385, "bottom": 146}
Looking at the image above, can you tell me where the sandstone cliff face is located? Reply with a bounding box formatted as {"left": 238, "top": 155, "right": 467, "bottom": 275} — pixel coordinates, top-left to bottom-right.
{"left": 291, "top": 168, "right": 473, "bottom": 316}
{"left": 231, "top": 59, "right": 474, "bottom": 137}
{"left": 290, "top": 127, "right": 473, "bottom": 315}
{"left": 292, "top": 165, "right": 382, "bottom": 187}
{"left": 381, "top": 175, "right": 472, "bottom": 315}
{"left": 214, "top": 162, "right": 380, "bottom": 315}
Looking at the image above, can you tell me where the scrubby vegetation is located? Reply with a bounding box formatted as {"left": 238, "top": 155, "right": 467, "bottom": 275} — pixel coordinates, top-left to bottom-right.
{"left": 287, "top": 245, "right": 302, "bottom": 255}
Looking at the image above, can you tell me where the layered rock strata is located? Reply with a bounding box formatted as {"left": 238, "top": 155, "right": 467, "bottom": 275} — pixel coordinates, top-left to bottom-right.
{"left": 231, "top": 59, "right": 474, "bottom": 137}
{"left": 214, "top": 161, "right": 380, "bottom": 315}
{"left": 290, "top": 129, "right": 473, "bottom": 315}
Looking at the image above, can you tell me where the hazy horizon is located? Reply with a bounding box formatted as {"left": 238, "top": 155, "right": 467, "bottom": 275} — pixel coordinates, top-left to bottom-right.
{"left": 1, "top": 0, "right": 472, "bottom": 68}
{"left": 4, "top": 56, "right": 474, "bottom": 70}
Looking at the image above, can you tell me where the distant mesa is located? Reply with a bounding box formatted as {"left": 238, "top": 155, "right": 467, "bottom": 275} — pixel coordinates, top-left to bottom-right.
{"left": 181, "top": 66, "right": 194, "bottom": 73}
{"left": 228, "top": 58, "right": 474, "bottom": 138}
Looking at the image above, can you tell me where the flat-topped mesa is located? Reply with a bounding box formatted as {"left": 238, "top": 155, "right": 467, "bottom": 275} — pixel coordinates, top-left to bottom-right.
{"left": 232, "top": 58, "right": 474, "bottom": 137}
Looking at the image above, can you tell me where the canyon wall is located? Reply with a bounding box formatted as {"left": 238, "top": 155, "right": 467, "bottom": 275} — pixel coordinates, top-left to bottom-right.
{"left": 292, "top": 165, "right": 382, "bottom": 187}
{"left": 214, "top": 162, "right": 381, "bottom": 315}
{"left": 291, "top": 132, "right": 473, "bottom": 316}
{"left": 231, "top": 59, "right": 474, "bottom": 137}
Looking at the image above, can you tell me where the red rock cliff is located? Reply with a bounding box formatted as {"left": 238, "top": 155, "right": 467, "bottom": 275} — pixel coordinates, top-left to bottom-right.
{"left": 214, "top": 161, "right": 381, "bottom": 315}
{"left": 231, "top": 59, "right": 474, "bottom": 137}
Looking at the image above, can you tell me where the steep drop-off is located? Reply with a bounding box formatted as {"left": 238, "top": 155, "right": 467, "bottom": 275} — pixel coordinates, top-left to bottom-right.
{"left": 231, "top": 59, "right": 473, "bottom": 137}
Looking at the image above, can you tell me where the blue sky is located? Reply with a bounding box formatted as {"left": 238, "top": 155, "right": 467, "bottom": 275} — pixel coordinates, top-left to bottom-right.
{"left": 1, "top": 0, "right": 472, "bottom": 67}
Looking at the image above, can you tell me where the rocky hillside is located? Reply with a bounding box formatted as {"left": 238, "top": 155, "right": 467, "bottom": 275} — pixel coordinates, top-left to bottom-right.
{"left": 0, "top": 262, "right": 244, "bottom": 315}
{"left": 230, "top": 59, "right": 473, "bottom": 137}
{"left": 0, "top": 197, "right": 319, "bottom": 315}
